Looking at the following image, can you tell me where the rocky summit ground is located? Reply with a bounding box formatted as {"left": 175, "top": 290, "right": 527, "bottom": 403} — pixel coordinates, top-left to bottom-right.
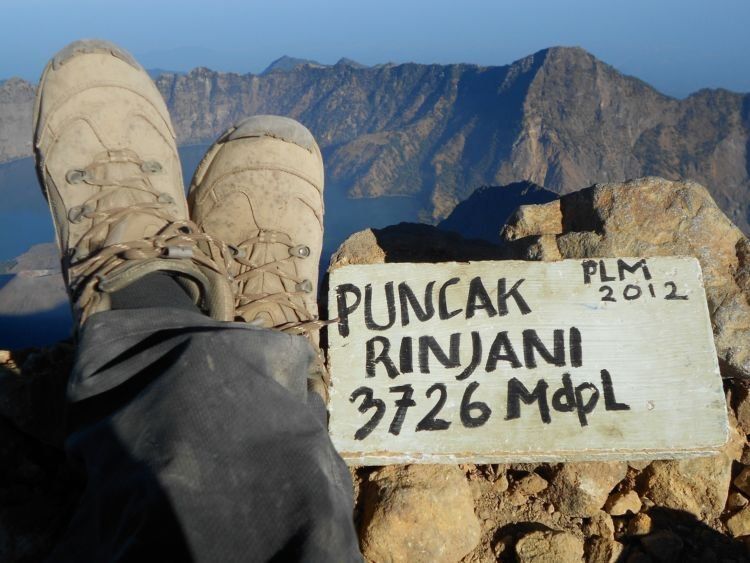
{"left": 1, "top": 176, "right": 750, "bottom": 562}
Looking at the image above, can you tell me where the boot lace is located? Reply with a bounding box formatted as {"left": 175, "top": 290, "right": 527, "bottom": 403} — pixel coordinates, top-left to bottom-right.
{"left": 64, "top": 150, "right": 235, "bottom": 321}
{"left": 230, "top": 229, "right": 329, "bottom": 335}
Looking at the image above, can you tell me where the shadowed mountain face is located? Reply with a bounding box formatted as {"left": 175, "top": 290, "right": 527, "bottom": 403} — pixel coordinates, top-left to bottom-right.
{"left": 437, "top": 182, "right": 558, "bottom": 243}
{"left": 1, "top": 47, "right": 749, "bottom": 232}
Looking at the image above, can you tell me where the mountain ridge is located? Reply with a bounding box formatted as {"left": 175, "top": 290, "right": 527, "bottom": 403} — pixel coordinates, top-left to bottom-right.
{"left": 1, "top": 47, "right": 748, "bottom": 230}
{"left": 261, "top": 55, "right": 326, "bottom": 74}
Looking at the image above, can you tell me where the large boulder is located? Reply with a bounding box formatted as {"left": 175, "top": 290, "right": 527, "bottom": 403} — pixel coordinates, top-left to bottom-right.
{"left": 358, "top": 465, "right": 481, "bottom": 562}
{"left": 542, "top": 462, "right": 627, "bottom": 518}
{"left": 501, "top": 177, "right": 750, "bottom": 379}
{"left": 515, "top": 530, "right": 584, "bottom": 563}
{"left": 637, "top": 455, "right": 734, "bottom": 521}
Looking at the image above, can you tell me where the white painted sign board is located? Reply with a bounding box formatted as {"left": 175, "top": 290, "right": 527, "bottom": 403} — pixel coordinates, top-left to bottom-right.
{"left": 326, "top": 257, "right": 728, "bottom": 465}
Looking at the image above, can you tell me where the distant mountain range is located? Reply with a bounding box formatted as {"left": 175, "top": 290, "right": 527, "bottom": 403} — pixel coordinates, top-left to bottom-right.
{"left": 1, "top": 47, "right": 748, "bottom": 231}
{"left": 260, "top": 56, "right": 368, "bottom": 75}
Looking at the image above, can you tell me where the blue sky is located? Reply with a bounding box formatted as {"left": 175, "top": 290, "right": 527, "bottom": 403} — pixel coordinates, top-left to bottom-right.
{"left": 1, "top": 0, "right": 748, "bottom": 98}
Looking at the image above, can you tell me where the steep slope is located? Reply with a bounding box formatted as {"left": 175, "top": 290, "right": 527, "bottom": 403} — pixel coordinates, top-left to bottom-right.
{"left": 501, "top": 48, "right": 750, "bottom": 228}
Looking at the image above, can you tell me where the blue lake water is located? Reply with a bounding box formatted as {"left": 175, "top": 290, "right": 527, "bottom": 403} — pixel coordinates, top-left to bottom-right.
{"left": 0, "top": 211, "right": 55, "bottom": 261}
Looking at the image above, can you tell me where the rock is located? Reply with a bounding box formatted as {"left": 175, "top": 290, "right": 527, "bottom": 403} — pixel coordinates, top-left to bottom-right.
{"left": 638, "top": 455, "right": 733, "bottom": 520}
{"left": 515, "top": 530, "right": 584, "bottom": 563}
{"left": 733, "top": 384, "right": 750, "bottom": 432}
{"left": 724, "top": 409, "right": 746, "bottom": 462}
{"left": 438, "top": 182, "right": 558, "bottom": 243}
{"left": 503, "top": 199, "right": 563, "bottom": 240}
{"left": 508, "top": 234, "right": 564, "bottom": 261}
{"left": 734, "top": 466, "right": 750, "bottom": 497}
{"left": 509, "top": 463, "right": 543, "bottom": 473}
{"left": 508, "top": 491, "right": 528, "bottom": 507}
{"left": 328, "top": 229, "right": 386, "bottom": 269}
{"left": 742, "top": 443, "right": 750, "bottom": 465}
{"left": 627, "top": 513, "right": 653, "bottom": 536}
{"left": 627, "top": 461, "right": 651, "bottom": 471}
{"left": 640, "top": 496, "right": 655, "bottom": 510}
{"left": 727, "top": 491, "right": 749, "bottom": 511}
{"left": 640, "top": 530, "right": 684, "bottom": 560}
{"left": 604, "top": 490, "right": 642, "bottom": 516}
{"left": 543, "top": 462, "right": 627, "bottom": 518}
{"left": 583, "top": 510, "right": 615, "bottom": 539}
{"left": 493, "top": 474, "right": 510, "bottom": 493}
{"left": 585, "top": 536, "right": 624, "bottom": 563}
{"left": 329, "top": 223, "right": 505, "bottom": 272}
{"left": 359, "top": 465, "right": 481, "bottom": 562}
{"left": 501, "top": 177, "right": 750, "bottom": 379}
{"left": 726, "top": 505, "right": 750, "bottom": 537}
{"left": 513, "top": 472, "right": 549, "bottom": 496}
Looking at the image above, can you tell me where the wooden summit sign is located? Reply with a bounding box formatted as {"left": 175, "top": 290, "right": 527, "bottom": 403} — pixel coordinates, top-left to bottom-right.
{"left": 325, "top": 257, "right": 728, "bottom": 465}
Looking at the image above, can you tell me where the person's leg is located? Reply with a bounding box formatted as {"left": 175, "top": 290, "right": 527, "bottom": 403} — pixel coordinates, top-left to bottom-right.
{"left": 34, "top": 40, "right": 360, "bottom": 561}
{"left": 187, "top": 114, "right": 331, "bottom": 402}
{"left": 50, "top": 305, "right": 359, "bottom": 562}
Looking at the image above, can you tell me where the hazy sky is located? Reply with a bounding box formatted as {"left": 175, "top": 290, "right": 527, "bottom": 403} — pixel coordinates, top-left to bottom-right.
{"left": 1, "top": 0, "right": 748, "bottom": 98}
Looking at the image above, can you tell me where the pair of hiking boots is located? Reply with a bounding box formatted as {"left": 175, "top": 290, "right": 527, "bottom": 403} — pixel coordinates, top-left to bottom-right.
{"left": 33, "top": 40, "right": 325, "bottom": 342}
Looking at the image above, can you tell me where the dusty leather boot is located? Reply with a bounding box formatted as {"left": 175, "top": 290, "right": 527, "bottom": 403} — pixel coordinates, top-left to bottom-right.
{"left": 34, "top": 39, "right": 235, "bottom": 325}
{"left": 188, "top": 115, "right": 329, "bottom": 399}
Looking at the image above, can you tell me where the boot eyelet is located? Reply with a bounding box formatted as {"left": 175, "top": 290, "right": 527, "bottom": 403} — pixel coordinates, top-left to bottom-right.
{"left": 141, "top": 161, "right": 162, "bottom": 174}
{"left": 66, "top": 169, "right": 87, "bottom": 184}
{"left": 178, "top": 225, "right": 192, "bottom": 234}
{"left": 228, "top": 244, "right": 246, "bottom": 259}
{"left": 296, "top": 279, "right": 313, "bottom": 293}
{"left": 290, "top": 245, "right": 311, "bottom": 258}
{"left": 68, "top": 206, "right": 86, "bottom": 223}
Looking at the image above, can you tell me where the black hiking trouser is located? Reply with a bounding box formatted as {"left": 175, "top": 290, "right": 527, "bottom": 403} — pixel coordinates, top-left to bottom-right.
{"left": 46, "top": 300, "right": 361, "bottom": 562}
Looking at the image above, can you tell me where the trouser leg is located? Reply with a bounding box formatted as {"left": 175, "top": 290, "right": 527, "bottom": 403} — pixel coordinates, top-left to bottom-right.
{"left": 47, "top": 307, "right": 361, "bottom": 562}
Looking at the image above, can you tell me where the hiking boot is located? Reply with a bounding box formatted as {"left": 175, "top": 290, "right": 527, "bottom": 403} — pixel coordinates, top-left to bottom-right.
{"left": 188, "top": 116, "right": 328, "bottom": 396}
{"left": 34, "top": 39, "right": 234, "bottom": 324}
